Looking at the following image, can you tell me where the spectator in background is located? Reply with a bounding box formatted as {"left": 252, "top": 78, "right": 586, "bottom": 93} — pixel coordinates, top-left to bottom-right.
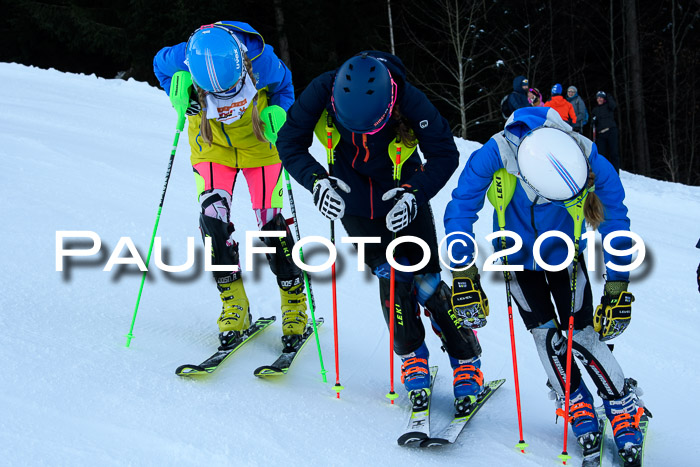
{"left": 502, "top": 75, "right": 531, "bottom": 118}
{"left": 592, "top": 91, "right": 620, "bottom": 173}
{"left": 528, "top": 88, "right": 544, "bottom": 107}
{"left": 544, "top": 83, "right": 576, "bottom": 125}
{"left": 567, "top": 86, "right": 588, "bottom": 134}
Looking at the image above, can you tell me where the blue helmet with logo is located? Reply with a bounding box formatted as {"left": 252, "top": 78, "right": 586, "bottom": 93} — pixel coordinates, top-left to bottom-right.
{"left": 332, "top": 54, "right": 397, "bottom": 134}
{"left": 186, "top": 24, "right": 243, "bottom": 93}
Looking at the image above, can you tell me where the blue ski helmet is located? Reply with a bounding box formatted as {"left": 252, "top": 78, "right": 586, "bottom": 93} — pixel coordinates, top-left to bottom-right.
{"left": 332, "top": 54, "right": 397, "bottom": 134}
{"left": 186, "top": 24, "right": 244, "bottom": 93}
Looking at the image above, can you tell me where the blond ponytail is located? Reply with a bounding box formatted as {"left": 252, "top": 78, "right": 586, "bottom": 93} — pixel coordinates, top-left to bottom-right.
{"left": 584, "top": 171, "right": 605, "bottom": 230}
{"left": 243, "top": 55, "right": 267, "bottom": 143}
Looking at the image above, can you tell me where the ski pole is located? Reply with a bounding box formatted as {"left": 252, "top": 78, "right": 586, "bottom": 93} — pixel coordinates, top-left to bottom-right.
{"left": 284, "top": 169, "right": 328, "bottom": 382}
{"left": 322, "top": 116, "right": 344, "bottom": 398}
{"left": 386, "top": 143, "right": 401, "bottom": 405}
{"left": 261, "top": 105, "right": 328, "bottom": 383}
{"left": 487, "top": 169, "right": 528, "bottom": 453}
{"left": 125, "top": 71, "right": 192, "bottom": 347}
{"left": 557, "top": 194, "right": 586, "bottom": 465}
{"left": 385, "top": 138, "right": 416, "bottom": 404}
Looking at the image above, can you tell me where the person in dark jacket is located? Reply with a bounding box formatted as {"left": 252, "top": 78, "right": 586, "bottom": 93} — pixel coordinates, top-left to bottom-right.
{"left": 276, "top": 51, "right": 485, "bottom": 406}
{"left": 566, "top": 86, "right": 588, "bottom": 134}
{"left": 503, "top": 75, "right": 530, "bottom": 117}
{"left": 591, "top": 91, "right": 620, "bottom": 172}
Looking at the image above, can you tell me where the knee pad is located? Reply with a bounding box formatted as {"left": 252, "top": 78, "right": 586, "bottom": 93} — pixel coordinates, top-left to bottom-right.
{"left": 424, "top": 281, "right": 481, "bottom": 360}
{"left": 200, "top": 190, "right": 231, "bottom": 222}
{"left": 199, "top": 213, "right": 240, "bottom": 280}
{"left": 260, "top": 213, "right": 302, "bottom": 289}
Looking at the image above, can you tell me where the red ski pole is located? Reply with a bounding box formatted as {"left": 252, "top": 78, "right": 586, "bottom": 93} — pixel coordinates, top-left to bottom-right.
{"left": 487, "top": 169, "right": 527, "bottom": 452}
{"left": 557, "top": 197, "right": 585, "bottom": 465}
{"left": 325, "top": 125, "right": 344, "bottom": 399}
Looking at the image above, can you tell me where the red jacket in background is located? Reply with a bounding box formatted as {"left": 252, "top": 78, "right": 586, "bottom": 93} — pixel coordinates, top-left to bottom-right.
{"left": 545, "top": 96, "right": 577, "bottom": 124}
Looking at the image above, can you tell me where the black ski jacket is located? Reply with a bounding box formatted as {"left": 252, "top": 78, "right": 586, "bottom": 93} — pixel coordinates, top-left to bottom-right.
{"left": 276, "top": 51, "right": 459, "bottom": 219}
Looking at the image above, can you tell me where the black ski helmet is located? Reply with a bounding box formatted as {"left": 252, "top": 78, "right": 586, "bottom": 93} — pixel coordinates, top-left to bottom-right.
{"left": 332, "top": 54, "right": 397, "bottom": 134}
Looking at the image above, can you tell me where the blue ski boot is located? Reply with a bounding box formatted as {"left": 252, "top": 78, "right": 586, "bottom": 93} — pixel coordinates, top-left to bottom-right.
{"left": 603, "top": 385, "right": 645, "bottom": 465}
{"left": 568, "top": 382, "right": 604, "bottom": 458}
{"left": 569, "top": 382, "right": 600, "bottom": 438}
{"left": 450, "top": 356, "right": 484, "bottom": 414}
{"left": 400, "top": 342, "right": 430, "bottom": 391}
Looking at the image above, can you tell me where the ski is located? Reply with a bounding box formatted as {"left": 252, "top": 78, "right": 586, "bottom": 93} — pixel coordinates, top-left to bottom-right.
{"left": 253, "top": 318, "right": 324, "bottom": 377}
{"left": 175, "top": 316, "right": 276, "bottom": 376}
{"left": 397, "top": 366, "right": 439, "bottom": 446}
{"left": 580, "top": 407, "right": 607, "bottom": 467}
{"left": 420, "top": 379, "right": 505, "bottom": 447}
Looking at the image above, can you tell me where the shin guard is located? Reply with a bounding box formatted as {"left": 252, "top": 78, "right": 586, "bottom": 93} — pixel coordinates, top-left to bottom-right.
{"left": 260, "top": 213, "right": 303, "bottom": 290}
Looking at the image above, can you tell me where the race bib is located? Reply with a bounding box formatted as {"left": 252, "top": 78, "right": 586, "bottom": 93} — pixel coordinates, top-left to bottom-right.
{"left": 205, "top": 72, "right": 258, "bottom": 124}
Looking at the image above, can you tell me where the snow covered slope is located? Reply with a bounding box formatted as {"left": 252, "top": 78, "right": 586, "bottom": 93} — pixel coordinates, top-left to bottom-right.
{"left": 1, "top": 63, "right": 698, "bottom": 466}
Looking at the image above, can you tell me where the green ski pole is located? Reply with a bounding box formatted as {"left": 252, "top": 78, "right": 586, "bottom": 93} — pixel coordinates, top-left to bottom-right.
{"left": 125, "top": 71, "right": 192, "bottom": 347}
{"left": 261, "top": 104, "right": 327, "bottom": 382}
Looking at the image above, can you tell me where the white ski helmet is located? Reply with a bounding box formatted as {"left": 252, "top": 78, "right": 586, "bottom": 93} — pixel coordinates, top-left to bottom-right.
{"left": 517, "top": 127, "right": 589, "bottom": 201}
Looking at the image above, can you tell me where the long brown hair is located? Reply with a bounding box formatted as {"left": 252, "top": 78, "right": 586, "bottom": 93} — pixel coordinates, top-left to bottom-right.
{"left": 584, "top": 171, "right": 605, "bottom": 229}
{"left": 196, "top": 53, "right": 266, "bottom": 146}
{"left": 391, "top": 105, "right": 418, "bottom": 148}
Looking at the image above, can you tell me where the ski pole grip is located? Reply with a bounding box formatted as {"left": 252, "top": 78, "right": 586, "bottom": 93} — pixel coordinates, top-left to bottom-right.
{"left": 260, "top": 105, "right": 287, "bottom": 144}
{"left": 169, "top": 71, "right": 193, "bottom": 131}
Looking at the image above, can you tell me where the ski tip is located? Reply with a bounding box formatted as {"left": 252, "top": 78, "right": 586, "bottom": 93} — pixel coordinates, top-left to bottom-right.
{"left": 175, "top": 364, "right": 208, "bottom": 376}
{"left": 397, "top": 432, "right": 428, "bottom": 446}
{"left": 254, "top": 365, "right": 286, "bottom": 377}
{"left": 420, "top": 438, "right": 448, "bottom": 448}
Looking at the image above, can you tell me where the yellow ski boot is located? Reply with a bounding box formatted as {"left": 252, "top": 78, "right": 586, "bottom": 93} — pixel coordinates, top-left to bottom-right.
{"left": 280, "top": 281, "right": 308, "bottom": 336}
{"left": 217, "top": 275, "right": 251, "bottom": 333}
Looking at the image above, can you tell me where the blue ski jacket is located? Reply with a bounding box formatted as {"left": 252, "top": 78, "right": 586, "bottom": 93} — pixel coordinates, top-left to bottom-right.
{"left": 275, "top": 51, "right": 459, "bottom": 219}
{"left": 152, "top": 21, "right": 294, "bottom": 111}
{"left": 444, "top": 107, "right": 633, "bottom": 281}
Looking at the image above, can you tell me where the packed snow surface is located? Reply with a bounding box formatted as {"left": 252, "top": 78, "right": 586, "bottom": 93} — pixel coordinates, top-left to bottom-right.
{"left": 1, "top": 63, "right": 698, "bottom": 466}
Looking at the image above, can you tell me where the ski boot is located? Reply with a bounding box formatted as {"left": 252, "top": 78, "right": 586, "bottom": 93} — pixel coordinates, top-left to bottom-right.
{"left": 400, "top": 342, "right": 431, "bottom": 409}
{"left": 450, "top": 356, "right": 484, "bottom": 415}
{"left": 216, "top": 273, "right": 251, "bottom": 348}
{"left": 603, "top": 378, "right": 648, "bottom": 466}
{"left": 280, "top": 279, "right": 308, "bottom": 342}
{"left": 569, "top": 382, "right": 605, "bottom": 458}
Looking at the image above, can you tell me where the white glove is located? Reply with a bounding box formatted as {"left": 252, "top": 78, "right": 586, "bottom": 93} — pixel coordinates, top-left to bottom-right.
{"left": 313, "top": 176, "right": 351, "bottom": 221}
{"left": 383, "top": 187, "right": 417, "bottom": 232}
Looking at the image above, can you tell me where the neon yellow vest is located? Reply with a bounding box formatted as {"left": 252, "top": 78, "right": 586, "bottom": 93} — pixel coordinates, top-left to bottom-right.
{"left": 187, "top": 89, "right": 280, "bottom": 168}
